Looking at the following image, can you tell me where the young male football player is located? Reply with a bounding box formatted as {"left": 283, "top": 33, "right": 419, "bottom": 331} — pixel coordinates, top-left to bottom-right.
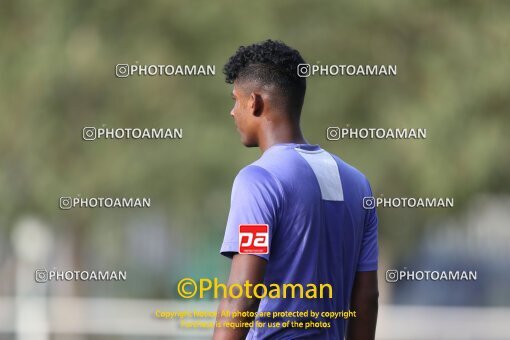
{"left": 214, "top": 40, "right": 379, "bottom": 340}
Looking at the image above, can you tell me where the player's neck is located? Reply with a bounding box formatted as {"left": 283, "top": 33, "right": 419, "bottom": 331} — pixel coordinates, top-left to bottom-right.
{"left": 258, "top": 123, "right": 307, "bottom": 152}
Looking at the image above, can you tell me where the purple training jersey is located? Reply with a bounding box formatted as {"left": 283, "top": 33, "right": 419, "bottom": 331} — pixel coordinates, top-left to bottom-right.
{"left": 220, "top": 143, "right": 378, "bottom": 339}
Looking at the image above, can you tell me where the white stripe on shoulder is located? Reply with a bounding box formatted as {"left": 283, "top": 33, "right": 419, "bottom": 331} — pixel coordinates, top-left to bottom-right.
{"left": 295, "top": 148, "right": 344, "bottom": 201}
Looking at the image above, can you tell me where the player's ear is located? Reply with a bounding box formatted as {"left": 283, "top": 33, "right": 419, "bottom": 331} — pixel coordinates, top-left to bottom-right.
{"left": 250, "top": 92, "right": 264, "bottom": 117}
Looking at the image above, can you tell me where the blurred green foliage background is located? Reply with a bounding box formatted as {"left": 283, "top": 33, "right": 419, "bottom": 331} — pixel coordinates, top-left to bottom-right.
{"left": 0, "top": 0, "right": 509, "bottom": 302}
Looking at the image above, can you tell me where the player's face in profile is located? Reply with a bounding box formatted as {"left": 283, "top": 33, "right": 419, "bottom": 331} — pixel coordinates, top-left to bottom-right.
{"left": 230, "top": 84, "right": 258, "bottom": 147}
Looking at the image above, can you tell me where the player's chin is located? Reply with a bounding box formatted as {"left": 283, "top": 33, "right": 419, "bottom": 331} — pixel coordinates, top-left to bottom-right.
{"left": 241, "top": 137, "right": 258, "bottom": 148}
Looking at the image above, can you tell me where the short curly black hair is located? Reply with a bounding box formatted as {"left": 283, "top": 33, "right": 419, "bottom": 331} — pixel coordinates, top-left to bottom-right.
{"left": 224, "top": 40, "right": 307, "bottom": 117}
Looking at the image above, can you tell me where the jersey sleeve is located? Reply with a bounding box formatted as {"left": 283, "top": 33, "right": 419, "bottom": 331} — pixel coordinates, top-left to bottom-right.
{"left": 220, "top": 165, "right": 283, "bottom": 261}
{"left": 357, "top": 180, "right": 379, "bottom": 271}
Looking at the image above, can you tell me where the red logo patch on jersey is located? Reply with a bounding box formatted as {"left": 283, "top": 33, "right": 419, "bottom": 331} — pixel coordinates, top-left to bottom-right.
{"left": 239, "top": 224, "right": 269, "bottom": 254}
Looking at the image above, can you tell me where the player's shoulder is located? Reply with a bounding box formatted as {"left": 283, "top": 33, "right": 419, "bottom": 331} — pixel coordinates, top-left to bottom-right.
{"left": 236, "top": 164, "right": 270, "bottom": 179}
{"left": 328, "top": 151, "right": 371, "bottom": 186}
{"left": 252, "top": 143, "right": 305, "bottom": 170}
{"left": 234, "top": 164, "right": 279, "bottom": 187}
{"left": 233, "top": 165, "right": 284, "bottom": 202}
